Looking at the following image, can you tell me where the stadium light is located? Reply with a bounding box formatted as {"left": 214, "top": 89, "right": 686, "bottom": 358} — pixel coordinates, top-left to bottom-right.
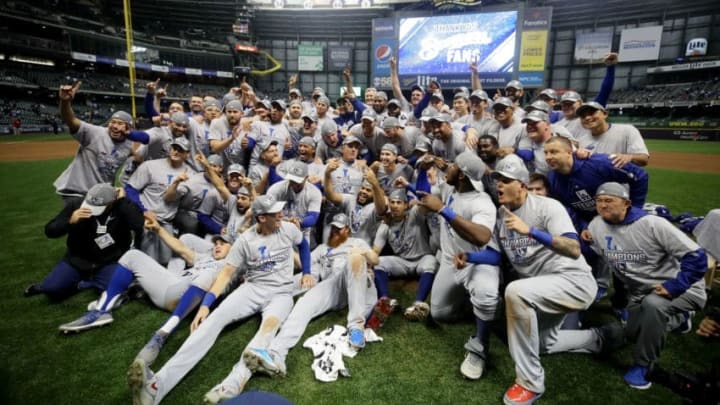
{"left": 303, "top": 0, "right": 313, "bottom": 9}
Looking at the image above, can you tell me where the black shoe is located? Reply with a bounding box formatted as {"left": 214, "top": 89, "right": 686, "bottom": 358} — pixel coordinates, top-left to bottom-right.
{"left": 24, "top": 283, "right": 41, "bottom": 297}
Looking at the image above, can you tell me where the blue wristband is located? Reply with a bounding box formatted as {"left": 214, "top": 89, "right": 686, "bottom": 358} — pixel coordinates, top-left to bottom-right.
{"left": 529, "top": 227, "right": 553, "bottom": 247}
{"left": 440, "top": 206, "right": 457, "bottom": 222}
{"left": 201, "top": 292, "right": 217, "bottom": 308}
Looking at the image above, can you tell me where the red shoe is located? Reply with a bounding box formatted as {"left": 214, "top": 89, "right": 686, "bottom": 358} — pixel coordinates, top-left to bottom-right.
{"left": 365, "top": 297, "right": 398, "bottom": 331}
{"left": 503, "top": 383, "right": 542, "bottom": 405}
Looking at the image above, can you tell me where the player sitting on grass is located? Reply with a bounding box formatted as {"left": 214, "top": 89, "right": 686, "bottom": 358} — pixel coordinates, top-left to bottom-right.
{"left": 242, "top": 213, "right": 379, "bottom": 380}
{"left": 372, "top": 189, "right": 438, "bottom": 321}
{"left": 587, "top": 182, "right": 707, "bottom": 390}
{"left": 58, "top": 216, "right": 231, "bottom": 344}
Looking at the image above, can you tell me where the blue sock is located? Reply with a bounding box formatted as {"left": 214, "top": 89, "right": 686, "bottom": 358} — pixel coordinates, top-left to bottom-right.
{"left": 415, "top": 272, "right": 435, "bottom": 302}
{"left": 99, "top": 264, "right": 135, "bottom": 311}
{"left": 373, "top": 269, "right": 390, "bottom": 298}
{"left": 170, "top": 286, "right": 205, "bottom": 329}
{"left": 476, "top": 318, "right": 491, "bottom": 351}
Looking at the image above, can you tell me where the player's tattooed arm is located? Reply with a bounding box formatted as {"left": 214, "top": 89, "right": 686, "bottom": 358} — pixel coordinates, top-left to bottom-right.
{"left": 548, "top": 235, "right": 582, "bottom": 259}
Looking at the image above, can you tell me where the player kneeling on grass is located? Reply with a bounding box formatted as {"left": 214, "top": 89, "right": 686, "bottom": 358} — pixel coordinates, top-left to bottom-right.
{"left": 128, "top": 195, "right": 313, "bottom": 405}
{"left": 242, "top": 213, "right": 379, "bottom": 380}
{"left": 58, "top": 215, "right": 230, "bottom": 345}
{"left": 372, "top": 189, "right": 438, "bottom": 321}
{"left": 462, "top": 157, "right": 621, "bottom": 405}
{"left": 587, "top": 182, "right": 707, "bottom": 390}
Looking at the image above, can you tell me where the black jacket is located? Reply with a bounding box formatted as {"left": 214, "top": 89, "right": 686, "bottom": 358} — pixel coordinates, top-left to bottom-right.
{"left": 45, "top": 197, "right": 145, "bottom": 272}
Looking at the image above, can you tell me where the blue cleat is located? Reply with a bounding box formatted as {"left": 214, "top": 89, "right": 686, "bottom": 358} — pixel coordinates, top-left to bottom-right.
{"left": 348, "top": 327, "right": 366, "bottom": 349}
{"left": 624, "top": 365, "right": 651, "bottom": 389}
{"left": 613, "top": 308, "right": 629, "bottom": 326}
{"left": 673, "top": 311, "right": 694, "bottom": 334}
{"left": 59, "top": 310, "right": 113, "bottom": 334}
{"left": 243, "top": 348, "right": 280, "bottom": 377}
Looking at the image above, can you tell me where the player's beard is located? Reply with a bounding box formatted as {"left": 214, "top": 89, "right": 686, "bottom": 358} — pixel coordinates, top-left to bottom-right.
{"left": 328, "top": 230, "right": 349, "bottom": 248}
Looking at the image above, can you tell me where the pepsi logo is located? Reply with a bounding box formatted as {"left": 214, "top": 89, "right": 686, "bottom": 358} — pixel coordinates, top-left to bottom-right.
{"left": 375, "top": 45, "right": 392, "bottom": 62}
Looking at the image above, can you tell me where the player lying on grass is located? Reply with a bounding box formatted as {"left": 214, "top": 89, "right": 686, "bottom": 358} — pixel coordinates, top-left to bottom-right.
{"left": 128, "top": 195, "right": 313, "bottom": 405}
{"left": 58, "top": 215, "right": 231, "bottom": 342}
{"left": 242, "top": 213, "right": 379, "bottom": 381}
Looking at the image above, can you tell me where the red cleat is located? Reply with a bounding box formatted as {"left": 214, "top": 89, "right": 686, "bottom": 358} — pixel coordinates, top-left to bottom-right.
{"left": 365, "top": 297, "right": 398, "bottom": 331}
{"left": 503, "top": 383, "right": 542, "bottom": 405}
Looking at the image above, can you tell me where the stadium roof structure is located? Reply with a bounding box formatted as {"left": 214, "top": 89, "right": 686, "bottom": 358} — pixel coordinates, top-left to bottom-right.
{"left": 114, "top": 0, "right": 720, "bottom": 40}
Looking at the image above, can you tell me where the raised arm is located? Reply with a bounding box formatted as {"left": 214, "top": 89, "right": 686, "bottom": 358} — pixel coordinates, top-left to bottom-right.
{"left": 389, "top": 57, "right": 407, "bottom": 104}
{"left": 58, "top": 81, "right": 82, "bottom": 133}
{"left": 323, "top": 158, "right": 344, "bottom": 205}
{"left": 145, "top": 215, "right": 195, "bottom": 264}
{"left": 364, "top": 168, "right": 387, "bottom": 216}
{"left": 196, "top": 153, "right": 231, "bottom": 201}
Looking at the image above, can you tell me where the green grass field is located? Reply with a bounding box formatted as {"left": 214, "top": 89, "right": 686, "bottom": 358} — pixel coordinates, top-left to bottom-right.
{"left": 1, "top": 141, "right": 719, "bottom": 405}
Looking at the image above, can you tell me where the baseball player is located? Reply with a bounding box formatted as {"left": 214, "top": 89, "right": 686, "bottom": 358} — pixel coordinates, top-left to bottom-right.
{"left": 323, "top": 162, "right": 387, "bottom": 245}
{"left": 452, "top": 91, "right": 472, "bottom": 125}
{"left": 465, "top": 156, "right": 602, "bottom": 404}
{"left": 415, "top": 151, "right": 500, "bottom": 381}
{"left": 54, "top": 81, "right": 145, "bottom": 206}
{"left": 266, "top": 160, "right": 322, "bottom": 246}
{"left": 379, "top": 117, "right": 419, "bottom": 160}
{"left": 173, "top": 153, "right": 229, "bottom": 236}
{"left": 491, "top": 97, "right": 525, "bottom": 157}
{"left": 324, "top": 137, "right": 365, "bottom": 196}
{"left": 372, "top": 143, "right": 413, "bottom": 195}
{"left": 386, "top": 98, "right": 409, "bottom": 127}
{"left": 244, "top": 100, "right": 292, "bottom": 167}
{"left": 515, "top": 110, "right": 571, "bottom": 175}
{"left": 535, "top": 89, "right": 563, "bottom": 123}
{"left": 197, "top": 164, "right": 250, "bottom": 237}
{"left": 25, "top": 183, "right": 144, "bottom": 300}
{"left": 588, "top": 182, "right": 707, "bottom": 389}
{"left": 247, "top": 139, "right": 282, "bottom": 189}
{"left": 276, "top": 136, "right": 325, "bottom": 189}
{"left": 196, "top": 99, "right": 223, "bottom": 156}
{"left": 372, "top": 189, "right": 438, "bottom": 321}
{"left": 574, "top": 102, "right": 650, "bottom": 168}
{"left": 429, "top": 112, "right": 469, "bottom": 164}
{"left": 58, "top": 215, "right": 230, "bottom": 343}
{"left": 503, "top": 80, "right": 526, "bottom": 119}
{"left": 315, "top": 120, "right": 344, "bottom": 162}
{"left": 128, "top": 195, "right": 313, "bottom": 405}
{"left": 241, "top": 213, "right": 379, "bottom": 380}
{"left": 124, "top": 138, "right": 194, "bottom": 265}
{"left": 208, "top": 100, "right": 247, "bottom": 168}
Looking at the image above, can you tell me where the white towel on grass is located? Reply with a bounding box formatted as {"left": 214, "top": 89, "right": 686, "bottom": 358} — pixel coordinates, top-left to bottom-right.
{"left": 302, "top": 325, "right": 383, "bottom": 382}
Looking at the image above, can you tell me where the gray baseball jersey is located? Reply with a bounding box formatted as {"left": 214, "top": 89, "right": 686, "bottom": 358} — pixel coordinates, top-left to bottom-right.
{"left": 374, "top": 205, "right": 432, "bottom": 260}
{"left": 376, "top": 163, "right": 414, "bottom": 195}
{"left": 329, "top": 161, "right": 364, "bottom": 196}
{"left": 178, "top": 172, "right": 212, "bottom": 211}
{"left": 267, "top": 180, "right": 322, "bottom": 241}
{"left": 53, "top": 120, "right": 133, "bottom": 195}
{"left": 135, "top": 127, "right": 202, "bottom": 173}
{"left": 556, "top": 116, "right": 590, "bottom": 139}
{"left": 224, "top": 197, "right": 254, "bottom": 242}
{"left": 248, "top": 121, "right": 291, "bottom": 166}
{"left": 341, "top": 194, "right": 383, "bottom": 244}
{"left": 497, "top": 120, "right": 524, "bottom": 150}
{"left": 349, "top": 124, "right": 387, "bottom": 159}
{"left": 311, "top": 237, "right": 372, "bottom": 280}
{"left": 576, "top": 123, "right": 649, "bottom": 156}
{"left": 495, "top": 193, "right": 591, "bottom": 278}
{"left": 432, "top": 129, "right": 468, "bottom": 163}
{"left": 315, "top": 140, "right": 344, "bottom": 162}
{"left": 588, "top": 214, "right": 706, "bottom": 303}
{"left": 226, "top": 221, "right": 303, "bottom": 288}
{"left": 209, "top": 116, "right": 246, "bottom": 167}
{"left": 197, "top": 120, "right": 212, "bottom": 156}
{"left": 127, "top": 158, "right": 191, "bottom": 222}
{"left": 198, "top": 188, "right": 231, "bottom": 226}
{"left": 437, "top": 183, "right": 497, "bottom": 261}
{"left": 248, "top": 162, "right": 270, "bottom": 187}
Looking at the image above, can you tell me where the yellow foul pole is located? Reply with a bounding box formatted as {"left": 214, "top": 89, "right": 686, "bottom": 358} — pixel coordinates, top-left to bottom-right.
{"left": 123, "top": 0, "right": 137, "bottom": 118}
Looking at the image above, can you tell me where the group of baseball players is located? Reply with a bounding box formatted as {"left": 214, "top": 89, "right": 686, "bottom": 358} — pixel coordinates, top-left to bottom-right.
{"left": 24, "top": 52, "right": 716, "bottom": 405}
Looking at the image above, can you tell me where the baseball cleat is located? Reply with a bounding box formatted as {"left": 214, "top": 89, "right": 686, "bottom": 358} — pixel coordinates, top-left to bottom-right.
{"left": 243, "top": 348, "right": 280, "bottom": 377}
{"left": 127, "top": 358, "right": 157, "bottom": 405}
{"left": 503, "top": 383, "right": 542, "bottom": 405}
{"left": 136, "top": 332, "right": 168, "bottom": 366}
{"left": 613, "top": 308, "right": 629, "bottom": 326}
{"left": 59, "top": 310, "right": 113, "bottom": 333}
{"left": 348, "top": 327, "right": 366, "bottom": 349}
{"left": 403, "top": 301, "right": 430, "bottom": 321}
{"left": 460, "top": 352, "right": 485, "bottom": 380}
{"left": 672, "top": 311, "right": 694, "bottom": 334}
{"left": 365, "top": 297, "right": 399, "bottom": 331}
{"left": 623, "top": 365, "right": 651, "bottom": 389}
{"left": 23, "top": 283, "right": 41, "bottom": 297}
{"left": 203, "top": 383, "right": 240, "bottom": 405}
